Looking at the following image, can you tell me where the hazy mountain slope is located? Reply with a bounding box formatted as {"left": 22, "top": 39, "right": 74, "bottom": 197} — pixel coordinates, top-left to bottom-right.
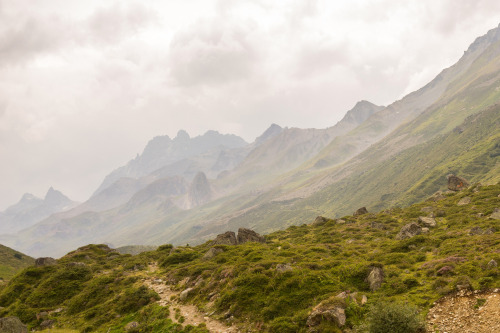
{"left": 219, "top": 101, "right": 383, "bottom": 188}
{"left": 309, "top": 25, "right": 500, "bottom": 169}
{"left": 0, "top": 244, "right": 33, "bottom": 281}
{"left": 0, "top": 188, "right": 78, "bottom": 234}
{"left": 95, "top": 130, "right": 248, "bottom": 195}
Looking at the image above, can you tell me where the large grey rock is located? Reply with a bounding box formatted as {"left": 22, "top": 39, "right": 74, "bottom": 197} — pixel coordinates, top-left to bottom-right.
{"left": 179, "top": 288, "right": 194, "bottom": 301}
{"left": 312, "top": 216, "right": 329, "bottom": 226}
{"left": 237, "top": 228, "right": 265, "bottom": 244}
{"left": 34, "top": 257, "right": 57, "bottom": 267}
{"left": 212, "top": 231, "right": 237, "bottom": 246}
{"left": 447, "top": 174, "right": 469, "bottom": 191}
{"left": 396, "top": 222, "right": 422, "bottom": 240}
{"left": 307, "top": 304, "right": 346, "bottom": 328}
{"left": 0, "top": 317, "right": 28, "bottom": 333}
{"left": 418, "top": 216, "right": 437, "bottom": 228}
{"left": 366, "top": 266, "right": 384, "bottom": 291}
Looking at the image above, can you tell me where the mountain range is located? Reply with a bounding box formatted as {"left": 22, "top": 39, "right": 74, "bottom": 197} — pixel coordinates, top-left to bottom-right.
{"left": 1, "top": 24, "right": 500, "bottom": 257}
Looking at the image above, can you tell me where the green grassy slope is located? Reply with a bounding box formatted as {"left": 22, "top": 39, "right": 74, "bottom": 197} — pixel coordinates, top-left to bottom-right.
{"left": 0, "top": 244, "right": 34, "bottom": 281}
{"left": 0, "top": 184, "right": 498, "bottom": 332}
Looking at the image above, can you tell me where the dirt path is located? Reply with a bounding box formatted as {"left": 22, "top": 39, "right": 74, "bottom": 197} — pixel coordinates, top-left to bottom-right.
{"left": 427, "top": 289, "right": 500, "bottom": 333}
{"left": 144, "top": 265, "right": 239, "bottom": 333}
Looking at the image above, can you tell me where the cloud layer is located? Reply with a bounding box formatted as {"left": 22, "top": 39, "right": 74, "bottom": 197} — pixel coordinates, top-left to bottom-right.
{"left": 0, "top": 0, "right": 499, "bottom": 208}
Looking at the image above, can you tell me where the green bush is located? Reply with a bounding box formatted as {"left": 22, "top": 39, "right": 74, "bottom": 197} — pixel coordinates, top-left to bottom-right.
{"left": 365, "top": 301, "right": 425, "bottom": 333}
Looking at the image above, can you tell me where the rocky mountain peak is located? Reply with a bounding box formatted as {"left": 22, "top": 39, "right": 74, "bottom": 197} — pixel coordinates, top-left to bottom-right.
{"left": 43, "top": 187, "right": 72, "bottom": 206}
{"left": 20, "top": 193, "right": 39, "bottom": 203}
{"left": 175, "top": 130, "right": 190, "bottom": 141}
{"left": 340, "top": 100, "right": 384, "bottom": 125}
{"left": 255, "top": 123, "right": 283, "bottom": 145}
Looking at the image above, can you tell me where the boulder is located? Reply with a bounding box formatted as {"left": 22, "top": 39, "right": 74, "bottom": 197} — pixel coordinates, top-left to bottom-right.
{"left": 202, "top": 247, "right": 224, "bottom": 260}
{"left": 237, "top": 228, "right": 265, "bottom": 244}
{"left": 426, "top": 191, "right": 446, "bottom": 202}
{"left": 179, "top": 288, "right": 194, "bottom": 301}
{"left": 366, "top": 266, "right": 384, "bottom": 291}
{"left": 422, "top": 227, "right": 430, "bottom": 234}
{"left": 0, "top": 317, "right": 28, "bottom": 333}
{"left": 39, "top": 320, "right": 54, "bottom": 330}
{"left": 489, "top": 208, "right": 500, "bottom": 220}
{"left": 353, "top": 207, "right": 368, "bottom": 216}
{"left": 212, "top": 231, "right": 237, "bottom": 246}
{"left": 34, "top": 257, "right": 57, "bottom": 267}
{"left": 396, "top": 222, "right": 422, "bottom": 240}
{"left": 418, "top": 216, "right": 437, "bottom": 228}
{"left": 307, "top": 305, "right": 345, "bottom": 328}
{"left": 447, "top": 174, "right": 469, "bottom": 191}
{"left": 457, "top": 197, "right": 471, "bottom": 206}
{"left": 487, "top": 259, "right": 498, "bottom": 269}
{"left": 436, "top": 266, "right": 454, "bottom": 276}
{"left": 276, "top": 263, "right": 293, "bottom": 273}
{"left": 312, "top": 216, "right": 329, "bottom": 226}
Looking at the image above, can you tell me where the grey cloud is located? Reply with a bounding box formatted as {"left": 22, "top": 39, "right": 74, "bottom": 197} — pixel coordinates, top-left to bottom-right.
{"left": 87, "top": 2, "right": 158, "bottom": 44}
{"left": 0, "top": 16, "right": 68, "bottom": 66}
{"left": 168, "top": 19, "right": 258, "bottom": 87}
{"left": 294, "top": 41, "right": 348, "bottom": 78}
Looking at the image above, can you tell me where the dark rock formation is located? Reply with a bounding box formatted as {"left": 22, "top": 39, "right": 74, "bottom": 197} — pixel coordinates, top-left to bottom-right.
{"left": 212, "top": 231, "right": 237, "bottom": 245}
{"left": 447, "top": 174, "right": 469, "bottom": 191}
{"left": 0, "top": 317, "right": 28, "bottom": 333}
{"left": 237, "top": 228, "right": 265, "bottom": 244}
{"left": 34, "top": 257, "right": 57, "bottom": 267}
{"left": 353, "top": 207, "right": 368, "bottom": 216}
{"left": 396, "top": 222, "right": 422, "bottom": 240}
{"left": 188, "top": 172, "right": 212, "bottom": 207}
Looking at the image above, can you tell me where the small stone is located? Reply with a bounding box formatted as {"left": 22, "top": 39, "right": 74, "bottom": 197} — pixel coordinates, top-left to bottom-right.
{"left": 125, "top": 321, "right": 139, "bottom": 331}
{"left": 422, "top": 227, "right": 430, "bottom": 233}
{"left": 487, "top": 259, "right": 498, "bottom": 269}
{"left": 180, "top": 288, "right": 195, "bottom": 301}
{"left": 457, "top": 197, "right": 471, "bottom": 206}
{"left": 276, "top": 263, "right": 293, "bottom": 273}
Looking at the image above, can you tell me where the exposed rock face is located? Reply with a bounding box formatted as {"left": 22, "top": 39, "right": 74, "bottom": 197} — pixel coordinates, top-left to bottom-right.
{"left": 353, "top": 207, "right": 368, "bottom": 216}
{"left": 0, "top": 317, "right": 28, "bottom": 333}
{"left": 366, "top": 266, "right": 384, "bottom": 291}
{"left": 418, "top": 216, "right": 437, "bottom": 228}
{"left": 212, "top": 231, "right": 237, "bottom": 246}
{"left": 187, "top": 172, "right": 212, "bottom": 207}
{"left": 447, "top": 174, "right": 469, "bottom": 191}
{"left": 457, "top": 197, "right": 471, "bottom": 206}
{"left": 237, "top": 228, "right": 265, "bottom": 244}
{"left": 202, "top": 247, "right": 223, "bottom": 260}
{"left": 396, "top": 222, "right": 422, "bottom": 240}
{"left": 34, "top": 257, "right": 57, "bottom": 267}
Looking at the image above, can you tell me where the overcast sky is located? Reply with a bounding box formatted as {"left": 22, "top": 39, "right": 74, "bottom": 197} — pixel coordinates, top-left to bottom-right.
{"left": 0, "top": 0, "right": 499, "bottom": 209}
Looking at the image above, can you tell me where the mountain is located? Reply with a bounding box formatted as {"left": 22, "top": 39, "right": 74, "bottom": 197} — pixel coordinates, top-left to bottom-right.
{"left": 0, "top": 244, "right": 33, "bottom": 281}
{"left": 0, "top": 187, "right": 78, "bottom": 234}
{"left": 94, "top": 130, "right": 248, "bottom": 195}
{"left": 0, "top": 183, "right": 498, "bottom": 331}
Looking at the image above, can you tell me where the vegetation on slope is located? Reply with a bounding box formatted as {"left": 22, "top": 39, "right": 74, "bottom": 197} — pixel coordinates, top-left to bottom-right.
{"left": 0, "top": 244, "right": 34, "bottom": 281}
{"left": 0, "top": 183, "right": 498, "bottom": 332}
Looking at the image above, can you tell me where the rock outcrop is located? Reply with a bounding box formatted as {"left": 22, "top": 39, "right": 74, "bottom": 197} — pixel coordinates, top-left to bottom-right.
{"left": 202, "top": 247, "right": 224, "bottom": 260}
{"left": 187, "top": 172, "right": 212, "bottom": 208}
{"left": 212, "top": 232, "right": 237, "bottom": 246}
{"left": 237, "top": 228, "right": 265, "bottom": 244}
{"left": 34, "top": 257, "right": 57, "bottom": 267}
{"left": 0, "top": 317, "right": 28, "bottom": 333}
{"left": 447, "top": 174, "right": 469, "bottom": 191}
{"left": 307, "top": 301, "right": 346, "bottom": 329}
{"left": 396, "top": 222, "right": 422, "bottom": 240}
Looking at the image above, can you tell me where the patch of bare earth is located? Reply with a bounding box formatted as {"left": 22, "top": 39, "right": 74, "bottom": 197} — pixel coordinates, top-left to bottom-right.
{"left": 144, "top": 264, "right": 239, "bottom": 333}
{"left": 427, "top": 289, "right": 500, "bottom": 333}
